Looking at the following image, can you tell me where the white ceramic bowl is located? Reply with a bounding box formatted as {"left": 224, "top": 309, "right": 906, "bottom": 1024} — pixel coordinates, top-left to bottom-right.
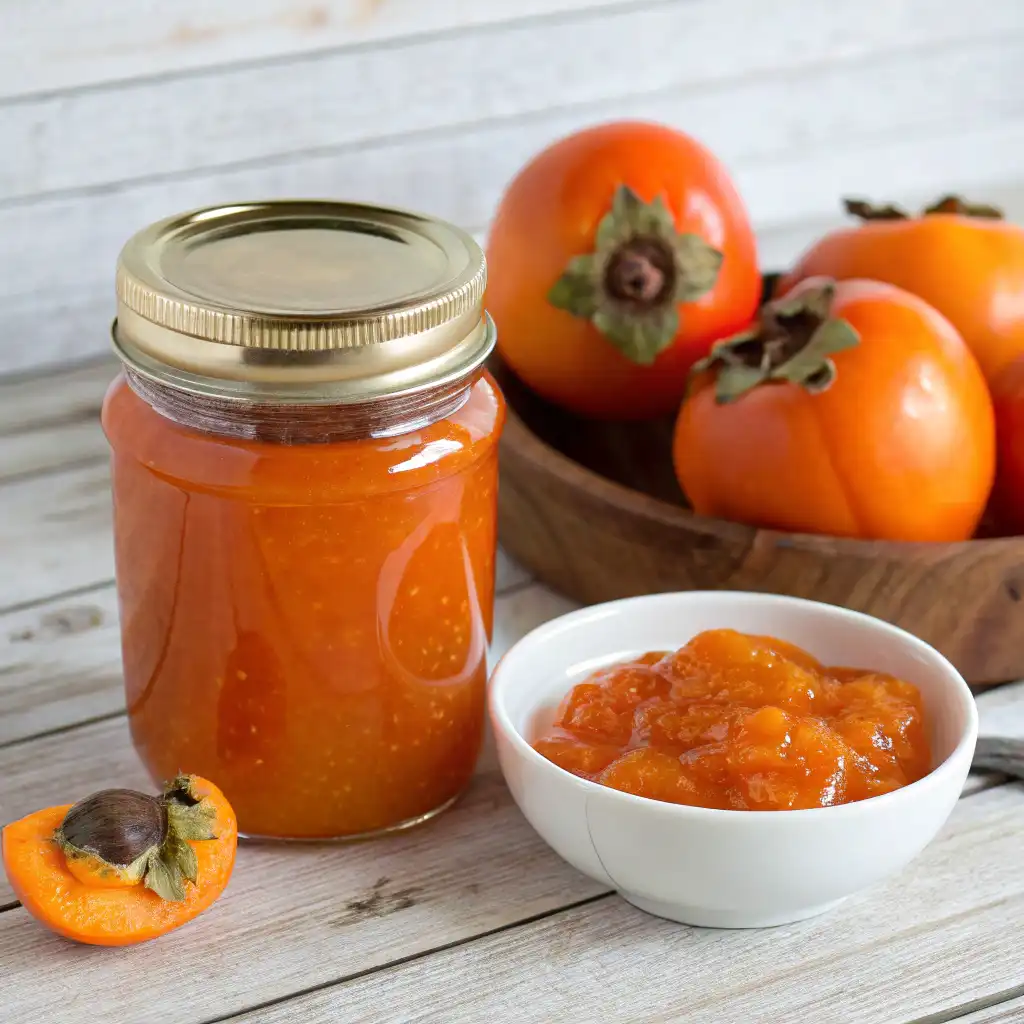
{"left": 489, "top": 592, "right": 978, "bottom": 929}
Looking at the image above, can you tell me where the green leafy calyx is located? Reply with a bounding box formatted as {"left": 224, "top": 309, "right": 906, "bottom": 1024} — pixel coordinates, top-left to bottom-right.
{"left": 691, "top": 281, "right": 860, "bottom": 404}
{"left": 54, "top": 774, "right": 217, "bottom": 902}
{"left": 547, "top": 184, "right": 723, "bottom": 365}
{"left": 844, "top": 195, "right": 1004, "bottom": 222}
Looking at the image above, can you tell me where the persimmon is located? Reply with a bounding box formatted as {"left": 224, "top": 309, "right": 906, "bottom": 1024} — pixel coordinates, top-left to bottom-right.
{"left": 532, "top": 630, "right": 931, "bottom": 810}
{"left": 989, "top": 353, "right": 1024, "bottom": 534}
{"left": 2, "top": 774, "right": 237, "bottom": 946}
{"left": 532, "top": 736, "right": 621, "bottom": 777}
{"left": 486, "top": 121, "right": 761, "bottom": 419}
{"left": 673, "top": 277, "right": 995, "bottom": 541}
{"left": 776, "top": 195, "right": 1024, "bottom": 383}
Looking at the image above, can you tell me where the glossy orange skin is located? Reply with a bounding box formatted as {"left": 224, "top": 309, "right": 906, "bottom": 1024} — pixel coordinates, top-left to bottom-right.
{"left": 674, "top": 278, "right": 996, "bottom": 541}
{"left": 102, "top": 374, "right": 504, "bottom": 839}
{"left": 2, "top": 777, "right": 237, "bottom": 946}
{"left": 486, "top": 121, "right": 761, "bottom": 419}
{"left": 533, "top": 630, "right": 931, "bottom": 810}
{"left": 776, "top": 214, "right": 1024, "bottom": 383}
{"left": 989, "top": 354, "right": 1024, "bottom": 534}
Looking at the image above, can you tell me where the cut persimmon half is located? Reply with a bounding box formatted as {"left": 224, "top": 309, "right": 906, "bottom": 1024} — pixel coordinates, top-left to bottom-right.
{"left": 2, "top": 774, "right": 237, "bottom": 946}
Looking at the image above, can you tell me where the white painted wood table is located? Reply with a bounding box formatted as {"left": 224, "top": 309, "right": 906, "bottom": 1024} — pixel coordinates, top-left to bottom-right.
{"left": 3, "top": 358, "right": 1024, "bottom": 1024}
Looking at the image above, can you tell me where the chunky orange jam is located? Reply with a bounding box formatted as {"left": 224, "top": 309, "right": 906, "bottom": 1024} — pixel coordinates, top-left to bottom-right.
{"left": 533, "top": 630, "right": 931, "bottom": 810}
{"left": 103, "top": 374, "right": 504, "bottom": 839}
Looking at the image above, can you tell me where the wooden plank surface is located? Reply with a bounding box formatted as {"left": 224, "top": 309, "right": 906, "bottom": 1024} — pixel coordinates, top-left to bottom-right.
{"left": 0, "top": 461, "right": 114, "bottom": 611}
{"left": 8, "top": 0, "right": 1022, "bottom": 104}
{"left": 0, "top": 717, "right": 606, "bottom": 1024}
{"left": 1, "top": 706, "right": 1022, "bottom": 1023}
{"left": 6, "top": 6, "right": 1021, "bottom": 202}
{"left": 225, "top": 784, "right": 1024, "bottom": 1024}
{"left": 5, "top": 42, "right": 1022, "bottom": 304}
{"left": 0, "top": 359, "right": 114, "bottom": 433}
{"left": 958, "top": 994, "right": 1024, "bottom": 1023}
{"left": 0, "top": 0, "right": 635, "bottom": 100}
{"left": 2, "top": 713, "right": 1019, "bottom": 1024}
{"left": 0, "top": 360, "right": 111, "bottom": 483}
{"left": 4, "top": 0, "right": 1024, "bottom": 373}
{"left": 4, "top": 361, "right": 1024, "bottom": 1023}
{"left": 0, "top": 585, "right": 122, "bottom": 744}
{"left": 9, "top": 132, "right": 1024, "bottom": 376}
{"left": 6, "top": 0, "right": 1023, "bottom": 105}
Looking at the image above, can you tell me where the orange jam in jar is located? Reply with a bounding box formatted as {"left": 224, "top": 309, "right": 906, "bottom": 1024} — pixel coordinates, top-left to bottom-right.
{"left": 533, "top": 629, "right": 931, "bottom": 810}
{"left": 103, "top": 202, "right": 504, "bottom": 839}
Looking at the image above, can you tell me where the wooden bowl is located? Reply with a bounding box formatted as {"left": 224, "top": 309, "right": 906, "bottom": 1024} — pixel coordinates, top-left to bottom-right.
{"left": 492, "top": 356, "right": 1024, "bottom": 688}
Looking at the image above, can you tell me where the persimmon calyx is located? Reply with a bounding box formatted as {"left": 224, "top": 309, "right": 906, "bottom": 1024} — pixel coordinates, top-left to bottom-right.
{"left": 842, "top": 198, "right": 911, "bottom": 221}
{"left": 844, "top": 195, "right": 1004, "bottom": 221}
{"left": 922, "top": 194, "right": 1003, "bottom": 219}
{"left": 547, "top": 184, "right": 723, "bottom": 365}
{"left": 692, "top": 281, "right": 859, "bottom": 404}
{"left": 53, "top": 774, "right": 217, "bottom": 902}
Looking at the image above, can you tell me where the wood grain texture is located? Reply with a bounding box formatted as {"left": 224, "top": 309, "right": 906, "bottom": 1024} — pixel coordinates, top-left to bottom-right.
{"left": 0, "top": 359, "right": 112, "bottom": 480}
{"left": 494, "top": 359, "right": 1024, "bottom": 686}
{"left": 0, "top": 585, "right": 121, "bottom": 745}
{"left": 0, "top": 462, "right": 114, "bottom": 612}
{"left": 6, "top": 8, "right": 1021, "bottom": 202}
{"left": 0, "top": 718, "right": 605, "bottom": 1024}
{"left": 0, "top": 359, "right": 114, "bottom": 433}
{"left": 0, "top": 407, "right": 1022, "bottom": 1024}
{"left": 977, "top": 683, "right": 1024, "bottom": 740}
{"left": 0, "top": 0, "right": 636, "bottom": 100}
{"left": 0, "top": 710, "right": 1020, "bottom": 1023}
{"left": 9, "top": 44, "right": 1021, "bottom": 280}
{"left": 0, "top": 424, "right": 106, "bottom": 485}
{"left": 212, "top": 784, "right": 1024, "bottom": 1024}
{"left": 4, "top": 2, "right": 1024, "bottom": 373}
{"left": 957, "top": 994, "right": 1024, "bottom": 1022}
{"left": 8, "top": 130, "right": 1024, "bottom": 377}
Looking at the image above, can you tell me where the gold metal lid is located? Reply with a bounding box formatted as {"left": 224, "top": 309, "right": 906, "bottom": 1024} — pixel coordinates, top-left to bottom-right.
{"left": 112, "top": 200, "right": 492, "bottom": 404}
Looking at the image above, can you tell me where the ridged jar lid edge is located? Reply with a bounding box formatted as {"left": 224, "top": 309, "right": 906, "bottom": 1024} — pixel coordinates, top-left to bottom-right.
{"left": 112, "top": 199, "right": 490, "bottom": 403}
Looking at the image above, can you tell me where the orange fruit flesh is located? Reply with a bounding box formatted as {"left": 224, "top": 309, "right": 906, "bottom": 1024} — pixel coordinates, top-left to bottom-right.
{"left": 532, "top": 629, "right": 931, "bottom": 811}
{"left": 2, "top": 778, "right": 238, "bottom": 946}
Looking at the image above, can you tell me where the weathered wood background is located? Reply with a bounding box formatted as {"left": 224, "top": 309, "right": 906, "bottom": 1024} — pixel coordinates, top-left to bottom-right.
{"left": 4, "top": 8, "right": 1024, "bottom": 1020}
{"left": 2, "top": 351, "right": 1024, "bottom": 1024}
{"left": 2, "top": 0, "right": 1024, "bottom": 374}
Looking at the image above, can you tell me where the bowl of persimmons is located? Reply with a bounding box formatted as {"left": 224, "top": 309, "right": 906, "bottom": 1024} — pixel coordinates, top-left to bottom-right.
{"left": 484, "top": 119, "right": 1024, "bottom": 687}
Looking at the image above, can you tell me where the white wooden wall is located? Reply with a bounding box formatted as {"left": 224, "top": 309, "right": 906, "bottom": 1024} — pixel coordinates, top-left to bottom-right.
{"left": 2, "top": 0, "right": 1024, "bottom": 375}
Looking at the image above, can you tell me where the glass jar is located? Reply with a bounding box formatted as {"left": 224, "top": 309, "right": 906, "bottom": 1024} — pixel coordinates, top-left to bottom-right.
{"left": 102, "top": 201, "right": 504, "bottom": 840}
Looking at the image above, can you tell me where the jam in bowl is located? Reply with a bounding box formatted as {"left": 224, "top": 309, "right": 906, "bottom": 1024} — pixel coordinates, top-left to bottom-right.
{"left": 488, "top": 591, "right": 977, "bottom": 928}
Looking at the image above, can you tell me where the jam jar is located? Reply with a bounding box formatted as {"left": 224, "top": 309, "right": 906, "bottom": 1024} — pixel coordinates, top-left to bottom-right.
{"left": 102, "top": 201, "right": 505, "bottom": 839}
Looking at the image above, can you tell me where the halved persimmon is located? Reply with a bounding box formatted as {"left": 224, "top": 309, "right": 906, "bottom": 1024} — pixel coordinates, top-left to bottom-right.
{"left": 2, "top": 774, "right": 237, "bottom": 946}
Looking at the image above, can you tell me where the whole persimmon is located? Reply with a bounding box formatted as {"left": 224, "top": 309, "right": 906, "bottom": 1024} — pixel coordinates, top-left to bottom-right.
{"left": 673, "top": 277, "right": 995, "bottom": 542}
{"left": 776, "top": 196, "right": 1024, "bottom": 383}
{"left": 989, "top": 354, "right": 1024, "bottom": 534}
{"left": 486, "top": 121, "right": 761, "bottom": 419}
